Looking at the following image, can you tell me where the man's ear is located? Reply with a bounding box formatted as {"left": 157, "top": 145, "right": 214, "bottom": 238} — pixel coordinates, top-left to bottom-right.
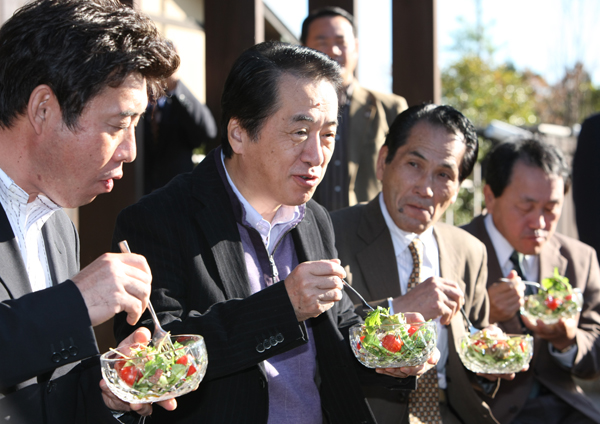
{"left": 483, "top": 184, "right": 495, "bottom": 210}
{"left": 27, "top": 85, "right": 55, "bottom": 135}
{"left": 376, "top": 145, "right": 388, "bottom": 182}
{"left": 227, "top": 117, "right": 247, "bottom": 155}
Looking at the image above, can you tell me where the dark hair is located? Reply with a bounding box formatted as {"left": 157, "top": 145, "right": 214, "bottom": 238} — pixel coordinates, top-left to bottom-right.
{"left": 485, "top": 138, "right": 571, "bottom": 197}
{"left": 383, "top": 104, "right": 479, "bottom": 182}
{"left": 0, "top": 0, "right": 179, "bottom": 130}
{"left": 220, "top": 41, "right": 343, "bottom": 157}
{"left": 300, "top": 6, "right": 356, "bottom": 45}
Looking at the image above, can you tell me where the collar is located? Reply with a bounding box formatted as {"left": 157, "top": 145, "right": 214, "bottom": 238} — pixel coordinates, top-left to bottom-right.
{"left": 219, "top": 149, "right": 304, "bottom": 242}
{"left": 379, "top": 192, "right": 436, "bottom": 260}
{"left": 484, "top": 213, "right": 538, "bottom": 279}
{"left": 0, "top": 167, "right": 60, "bottom": 232}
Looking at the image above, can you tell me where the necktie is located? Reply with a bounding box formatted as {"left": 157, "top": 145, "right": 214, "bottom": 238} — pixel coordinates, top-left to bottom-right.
{"left": 407, "top": 238, "right": 442, "bottom": 424}
{"left": 509, "top": 250, "right": 534, "bottom": 295}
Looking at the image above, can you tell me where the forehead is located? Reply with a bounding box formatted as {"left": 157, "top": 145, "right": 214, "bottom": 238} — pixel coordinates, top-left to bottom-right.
{"left": 504, "top": 160, "right": 565, "bottom": 200}
{"left": 272, "top": 74, "right": 338, "bottom": 116}
{"left": 308, "top": 15, "right": 354, "bottom": 38}
{"left": 397, "top": 121, "right": 466, "bottom": 164}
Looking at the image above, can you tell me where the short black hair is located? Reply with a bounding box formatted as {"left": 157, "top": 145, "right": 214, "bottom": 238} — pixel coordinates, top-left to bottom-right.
{"left": 220, "top": 41, "right": 343, "bottom": 157}
{"left": 0, "top": 0, "right": 179, "bottom": 130}
{"left": 383, "top": 104, "right": 479, "bottom": 182}
{"left": 300, "top": 6, "right": 356, "bottom": 45}
{"left": 485, "top": 138, "right": 571, "bottom": 197}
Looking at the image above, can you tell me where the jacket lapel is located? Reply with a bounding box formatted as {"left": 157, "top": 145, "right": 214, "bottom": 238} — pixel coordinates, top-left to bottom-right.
{"left": 292, "top": 207, "right": 323, "bottom": 263}
{"left": 42, "top": 215, "right": 69, "bottom": 285}
{"left": 0, "top": 205, "right": 31, "bottom": 300}
{"left": 539, "top": 236, "right": 568, "bottom": 281}
{"left": 355, "top": 198, "right": 400, "bottom": 300}
{"left": 191, "top": 151, "right": 252, "bottom": 300}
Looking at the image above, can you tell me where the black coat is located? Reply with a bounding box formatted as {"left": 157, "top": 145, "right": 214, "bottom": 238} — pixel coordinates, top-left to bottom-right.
{"left": 113, "top": 148, "right": 414, "bottom": 424}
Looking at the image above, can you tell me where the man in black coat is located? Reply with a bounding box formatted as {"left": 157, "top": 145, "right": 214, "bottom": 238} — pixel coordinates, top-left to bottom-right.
{"left": 0, "top": 1, "right": 179, "bottom": 422}
{"left": 114, "top": 41, "right": 438, "bottom": 424}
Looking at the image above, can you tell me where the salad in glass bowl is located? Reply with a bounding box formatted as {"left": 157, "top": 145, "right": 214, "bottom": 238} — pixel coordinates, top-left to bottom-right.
{"left": 350, "top": 307, "right": 437, "bottom": 368}
{"left": 521, "top": 268, "right": 583, "bottom": 325}
{"left": 101, "top": 334, "right": 208, "bottom": 403}
{"left": 458, "top": 328, "right": 533, "bottom": 374}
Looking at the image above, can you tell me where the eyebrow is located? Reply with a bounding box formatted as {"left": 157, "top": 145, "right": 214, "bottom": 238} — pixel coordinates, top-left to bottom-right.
{"left": 292, "top": 114, "right": 338, "bottom": 127}
{"left": 120, "top": 110, "right": 143, "bottom": 118}
{"left": 408, "top": 150, "right": 457, "bottom": 171}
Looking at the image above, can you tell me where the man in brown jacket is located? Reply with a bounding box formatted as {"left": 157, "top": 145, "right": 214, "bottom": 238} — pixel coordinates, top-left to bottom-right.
{"left": 463, "top": 138, "right": 600, "bottom": 423}
{"left": 332, "top": 104, "right": 505, "bottom": 424}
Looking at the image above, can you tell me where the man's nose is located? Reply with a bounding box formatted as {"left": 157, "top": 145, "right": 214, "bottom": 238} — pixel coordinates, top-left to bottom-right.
{"left": 302, "top": 134, "right": 325, "bottom": 166}
{"left": 414, "top": 174, "right": 434, "bottom": 198}
{"left": 115, "top": 127, "right": 137, "bottom": 163}
{"left": 530, "top": 212, "right": 546, "bottom": 229}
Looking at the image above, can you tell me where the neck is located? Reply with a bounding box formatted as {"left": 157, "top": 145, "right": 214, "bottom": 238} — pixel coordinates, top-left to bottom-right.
{"left": 224, "top": 155, "right": 280, "bottom": 223}
{"left": 0, "top": 125, "right": 39, "bottom": 202}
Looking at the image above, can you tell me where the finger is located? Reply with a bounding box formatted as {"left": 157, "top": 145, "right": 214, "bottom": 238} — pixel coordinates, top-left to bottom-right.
{"left": 404, "top": 312, "right": 426, "bottom": 323}
{"left": 118, "top": 252, "right": 153, "bottom": 276}
{"left": 130, "top": 402, "right": 152, "bottom": 416}
{"left": 157, "top": 398, "right": 177, "bottom": 411}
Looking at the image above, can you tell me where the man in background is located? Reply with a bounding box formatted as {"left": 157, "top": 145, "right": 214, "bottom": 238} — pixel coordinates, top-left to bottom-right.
{"left": 143, "top": 40, "right": 217, "bottom": 193}
{"left": 302, "top": 6, "right": 407, "bottom": 210}
{"left": 0, "top": 0, "right": 179, "bottom": 422}
{"left": 463, "top": 138, "right": 600, "bottom": 423}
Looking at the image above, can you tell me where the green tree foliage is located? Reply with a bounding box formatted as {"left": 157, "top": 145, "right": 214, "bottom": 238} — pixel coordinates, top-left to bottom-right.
{"left": 442, "top": 55, "right": 539, "bottom": 129}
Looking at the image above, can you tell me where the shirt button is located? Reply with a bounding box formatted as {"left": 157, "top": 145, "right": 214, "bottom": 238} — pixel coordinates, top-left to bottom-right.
{"left": 334, "top": 186, "right": 342, "bottom": 192}
{"left": 334, "top": 160, "right": 341, "bottom": 166}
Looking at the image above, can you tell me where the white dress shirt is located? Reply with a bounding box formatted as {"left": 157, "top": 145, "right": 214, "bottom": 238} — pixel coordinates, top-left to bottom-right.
{"left": 484, "top": 213, "right": 577, "bottom": 366}
{"left": 379, "top": 193, "right": 450, "bottom": 388}
{"left": 0, "top": 167, "right": 60, "bottom": 292}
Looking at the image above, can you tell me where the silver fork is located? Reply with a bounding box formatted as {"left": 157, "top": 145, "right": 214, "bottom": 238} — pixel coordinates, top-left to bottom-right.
{"left": 460, "top": 307, "right": 479, "bottom": 335}
{"left": 341, "top": 279, "right": 374, "bottom": 311}
{"left": 118, "top": 240, "right": 175, "bottom": 352}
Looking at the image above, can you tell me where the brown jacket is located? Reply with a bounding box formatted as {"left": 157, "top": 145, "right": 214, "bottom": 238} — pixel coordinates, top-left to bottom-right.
{"left": 462, "top": 214, "right": 600, "bottom": 423}
{"left": 331, "top": 197, "right": 498, "bottom": 424}
{"left": 347, "top": 83, "right": 407, "bottom": 206}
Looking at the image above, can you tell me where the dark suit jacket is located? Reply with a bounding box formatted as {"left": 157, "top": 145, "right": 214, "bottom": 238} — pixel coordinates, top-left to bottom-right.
{"left": 347, "top": 82, "right": 407, "bottom": 205}
{"left": 112, "top": 149, "right": 414, "bottom": 424}
{"left": 0, "top": 206, "right": 116, "bottom": 423}
{"left": 331, "top": 197, "right": 498, "bottom": 424}
{"left": 573, "top": 113, "right": 600, "bottom": 260}
{"left": 463, "top": 215, "right": 600, "bottom": 423}
{"left": 143, "top": 80, "right": 217, "bottom": 193}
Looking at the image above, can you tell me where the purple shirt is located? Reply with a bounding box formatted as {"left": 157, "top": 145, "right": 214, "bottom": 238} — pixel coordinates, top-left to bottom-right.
{"left": 219, "top": 151, "right": 323, "bottom": 424}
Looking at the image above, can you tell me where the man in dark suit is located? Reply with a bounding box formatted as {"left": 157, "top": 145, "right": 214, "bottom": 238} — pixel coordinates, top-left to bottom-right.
{"left": 573, "top": 113, "right": 600, "bottom": 260}
{"left": 332, "top": 104, "right": 504, "bottom": 424}
{"left": 0, "top": 1, "right": 179, "bottom": 422}
{"left": 302, "top": 7, "right": 408, "bottom": 211}
{"left": 113, "top": 41, "right": 438, "bottom": 424}
{"left": 143, "top": 40, "right": 217, "bottom": 193}
{"left": 463, "top": 139, "right": 600, "bottom": 423}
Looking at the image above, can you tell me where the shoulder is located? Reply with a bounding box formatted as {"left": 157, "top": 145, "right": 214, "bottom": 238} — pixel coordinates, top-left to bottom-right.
{"left": 435, "top": 222, "right": 487, "bottom": 256}
{"left": 553, "top": 232, "right": 596, "bottom": 256}
{"left": 353, "top": 84, "right": 407, "bottom": 112}
{"left": 330, "top": 203, "right": 367, "bottom": 227}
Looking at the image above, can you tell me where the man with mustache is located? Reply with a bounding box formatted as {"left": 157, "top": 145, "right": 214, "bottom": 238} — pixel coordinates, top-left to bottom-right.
{"left": 301, "top": 7, "right": 407, "bottom": 211}
{"left": 463, "top": 138, "right": 600, "bottom": 423}
{"left": 332, "top": 104, "right": 505, "bottom": 424}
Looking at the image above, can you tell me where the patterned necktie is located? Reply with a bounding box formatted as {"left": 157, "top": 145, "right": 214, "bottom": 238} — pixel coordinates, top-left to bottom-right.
{"left": 407, "top": 238, "right": 443, "bottom": 424}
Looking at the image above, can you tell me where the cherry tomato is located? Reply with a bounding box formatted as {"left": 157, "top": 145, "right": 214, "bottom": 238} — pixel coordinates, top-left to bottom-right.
{"left": 187, "top": 364, "right": 197, "bottom": 377}
{"left": 176, "top": 355, "right": 188, "bottom": 365}
{"left": 119, "top": 365, "right": 140, "bottom": 386}
{"left": 545, "top": 296, "right": 562, "bottom": 311}
{"left": 565, "top": 294, "right": 572, "bottom": 301}
{"left": 357, "top": 335, "right": 365, "bottom": 350}
{"left": 381, "top": 334, "right": 403, "bottom": 352}
{"left": 407, "top": 325, "right": 419, "bottom": 336}
{"left": 114, "top": 360, "right": 126, "bottom": 374}
{"left": 474, "top": 339, "right": 487, "bottom": 348}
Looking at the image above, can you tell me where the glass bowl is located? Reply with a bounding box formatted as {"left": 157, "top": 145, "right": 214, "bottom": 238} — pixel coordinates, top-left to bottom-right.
{"left": 458, "top": 329, "right": 533, "bottom": 374}
{"left": 521, "top": 288, "right": 583, "bottom": 325}
{"left": 101, "top": 334, "right": 208, "bottom": 403}
{"left": 350, "top": 321, "right": 437, "bottom": 368}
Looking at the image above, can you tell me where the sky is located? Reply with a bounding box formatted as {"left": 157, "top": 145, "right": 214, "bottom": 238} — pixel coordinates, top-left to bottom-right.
{"left": 263, "top": 0, "right": 600, "bottom": 93}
